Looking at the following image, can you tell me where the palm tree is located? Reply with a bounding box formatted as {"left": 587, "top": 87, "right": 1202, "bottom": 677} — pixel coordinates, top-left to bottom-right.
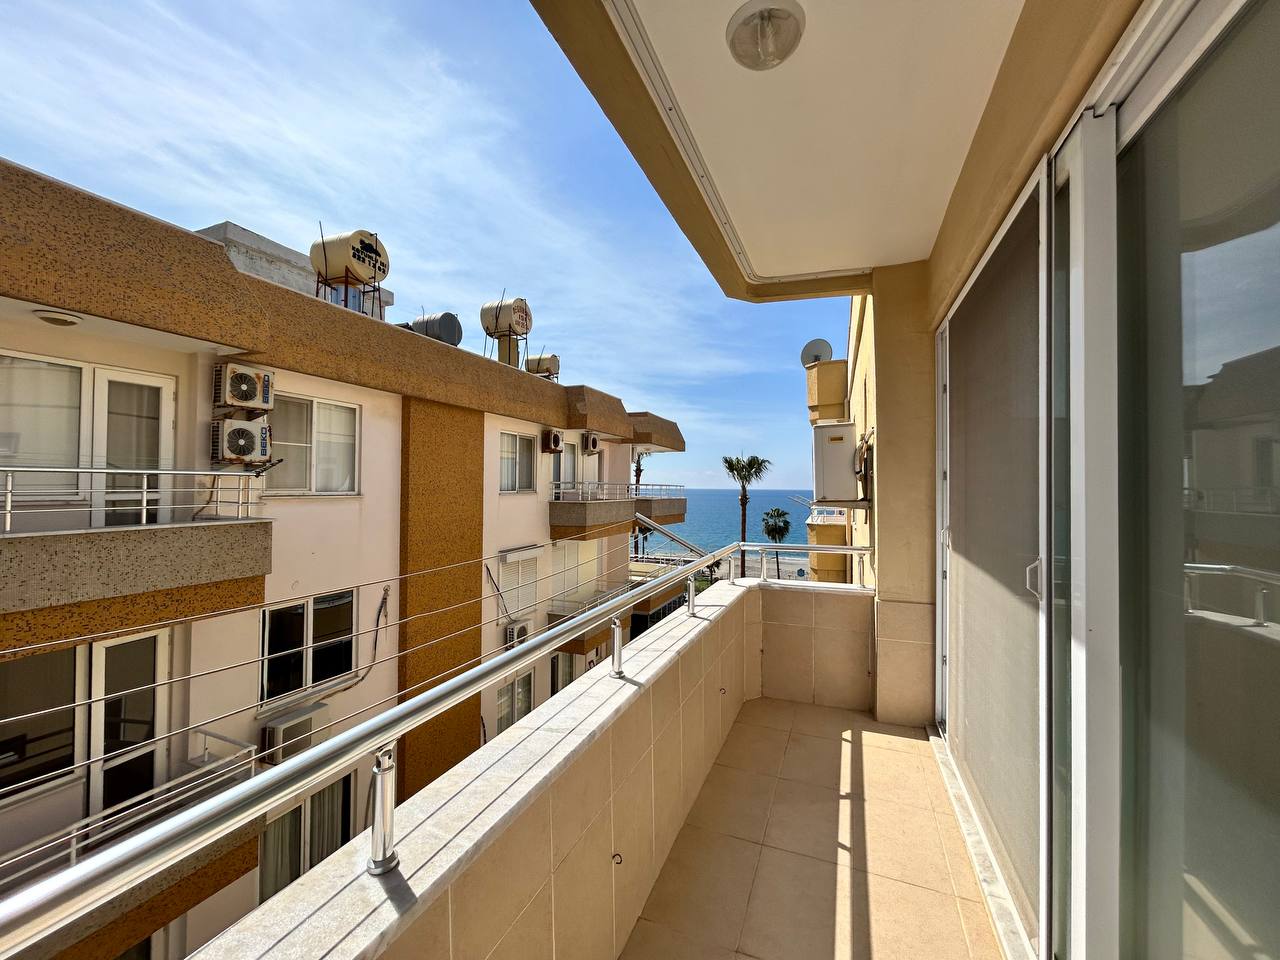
{"left": 761, "top": 507, "right": 791, "bottom": 579}
{"left": 722, "top": 455, "right": 771, "bottom": 575}
{"left": 632, "top": 451, "right": 649, "bottom": 487}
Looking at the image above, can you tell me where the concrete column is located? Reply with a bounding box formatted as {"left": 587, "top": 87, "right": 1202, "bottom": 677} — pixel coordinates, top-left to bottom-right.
{"left": 868, "top": 262, "right": 937, "bottom": 726}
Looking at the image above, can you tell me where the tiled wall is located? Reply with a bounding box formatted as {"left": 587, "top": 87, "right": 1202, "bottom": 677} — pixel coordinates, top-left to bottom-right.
{"left": 758, "top": 583, "right": 875, "bottom": 711}
{"left": 192, "top": 579, "right": 754, "bottom": 960}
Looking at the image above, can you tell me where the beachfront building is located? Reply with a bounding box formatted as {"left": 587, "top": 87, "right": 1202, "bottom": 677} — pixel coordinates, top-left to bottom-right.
{"left": 0, "top": 191, "right": 684, "bottom": 958}
{"left": 0, "top": 0, "right": 1277, "bottom": 959}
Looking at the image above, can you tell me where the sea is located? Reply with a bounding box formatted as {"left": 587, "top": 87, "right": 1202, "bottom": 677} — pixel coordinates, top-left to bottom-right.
{"left": 645, "top": 488, "right": 813, "bottom": 554}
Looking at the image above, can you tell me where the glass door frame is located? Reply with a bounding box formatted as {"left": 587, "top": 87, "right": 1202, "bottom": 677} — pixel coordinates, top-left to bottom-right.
{"left": 87, "top": 629, "right": 171, "bottom": 818}
{"left": 89, "top": 367, "right": 175, "bottom": 528}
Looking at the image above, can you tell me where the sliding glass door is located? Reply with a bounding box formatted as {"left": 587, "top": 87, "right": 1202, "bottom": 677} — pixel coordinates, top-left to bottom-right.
{"left": 1116, "top": 1, "right": 1280, "bottom": 955}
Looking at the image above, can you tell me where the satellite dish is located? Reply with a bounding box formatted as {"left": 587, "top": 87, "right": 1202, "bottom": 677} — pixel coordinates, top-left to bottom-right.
{"left": 800, "top": 338, "right": 833, "bottom": 366}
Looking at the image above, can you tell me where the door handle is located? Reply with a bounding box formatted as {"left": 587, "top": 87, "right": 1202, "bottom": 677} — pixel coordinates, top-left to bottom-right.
{"left": 1025, "top": 559, "right": 1043, "bottom": 600}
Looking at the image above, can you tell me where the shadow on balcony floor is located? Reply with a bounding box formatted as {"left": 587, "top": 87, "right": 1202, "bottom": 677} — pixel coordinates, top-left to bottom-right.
{"left": 623, "top": 699, "right": 1001, "bottom": 960}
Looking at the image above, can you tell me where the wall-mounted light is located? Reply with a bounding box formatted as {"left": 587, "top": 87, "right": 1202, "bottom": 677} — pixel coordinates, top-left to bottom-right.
{"left": 726, "top": 0, "right": 806, "bottom": 71}
{"left": 35, "top": 310, "right": 81, "bottom": 328}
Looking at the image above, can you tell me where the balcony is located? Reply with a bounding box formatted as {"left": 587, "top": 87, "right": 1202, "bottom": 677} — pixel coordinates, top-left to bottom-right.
{"left": 548, "top": 481, "right": 686, "bottom": 540}
{"left": 0, "top": 466, "right": 271, "bottom": 615}
{"left": 545, "top": 582, "right": 636, "bottom": 655}
{"left": 64, "top": 573, "right": 1005, "bottom": 960}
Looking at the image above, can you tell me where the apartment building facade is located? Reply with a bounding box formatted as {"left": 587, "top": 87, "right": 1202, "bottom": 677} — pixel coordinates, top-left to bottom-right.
{"left": 0, "top": 180, "right": 684, "bottom": 959}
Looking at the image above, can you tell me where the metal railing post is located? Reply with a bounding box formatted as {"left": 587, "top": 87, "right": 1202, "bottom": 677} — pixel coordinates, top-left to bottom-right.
{"left": 759, "top": 548, "right": 768, "bottom": 581}
{"left": 4, "top": 471, "right": 11, "bottom": 533}
{"left": 686, "top": 575, "right": 697, "bottom": 615}
{"left": 367, "top": 743, "right": 400, "bottom": 876}
{"left": 139, "top": 475, "right": 148, "bottom": 526}
{"left": 610, "top": 617, "right": 624, "bottom": 678}
{"left": 1254, "top": 585, "right": 1269, "bottom": 627}
{"left": 240, "top": 475, "right": 249, "bottom": 519}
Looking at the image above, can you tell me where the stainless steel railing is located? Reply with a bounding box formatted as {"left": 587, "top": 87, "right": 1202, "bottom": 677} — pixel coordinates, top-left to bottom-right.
{"left": 2, "top": 539, "right": 807, "bottom": 955}
{"left": 743, "top": 540, "right": 875, "bottom": 586}
{"left": 1, "top": 465, "right": 266, "bottom": 534}
{"left": 1184, "top": 562, "right": 1279, "bottom": 626}
{"left": 549, "top": 480, "right": 685, "bottom": 502}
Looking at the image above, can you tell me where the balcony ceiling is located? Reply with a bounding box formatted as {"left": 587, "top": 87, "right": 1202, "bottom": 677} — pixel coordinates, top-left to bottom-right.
{"left": 544, "top": 0, "right": 1024, "bottom": 298}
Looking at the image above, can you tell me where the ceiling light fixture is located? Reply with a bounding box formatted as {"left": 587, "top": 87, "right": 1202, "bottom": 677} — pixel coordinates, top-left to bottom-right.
{"left": 35, "top": 310, "right": 81, "bottom": 328}
{"left": 726, "top": 0, "right": 806, "bottom": 71}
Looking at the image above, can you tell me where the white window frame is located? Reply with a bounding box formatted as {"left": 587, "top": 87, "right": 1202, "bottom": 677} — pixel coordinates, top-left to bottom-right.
{"left": 259, "top": 591, "right": 359, "bottom": 708}
{"left": 495, "top": 668, "right": 534, "bottom": 734}
{"left": 258, "top": 771, "right": 355, "bottom": 902}
{"left": 264, "top": 394, "right": 361, "bottom": 497}
{"left": 498, "top": 431, "right": 537, "bottom": 494}
{"left": 87, "top": 629, "right": 172, "bottom": 817}
{"left": 0, "top": 348, "right": 179, "bottom": 510}
{"left": 498, "top": 557, "right": 539, "bottom": 620}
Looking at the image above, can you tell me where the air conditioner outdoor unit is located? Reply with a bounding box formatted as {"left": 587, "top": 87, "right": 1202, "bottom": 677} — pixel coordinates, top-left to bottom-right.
{"left": 542, "top": 429, "right": 565, "bottom": 453}
{"left": 504, "top": 618, "right": 532, "bottom": 649}
{"left": 211, "top": 418, "right": 271, "bottom": 464}
{"left": 260, "top": 702, "right": 330, "bottom": 765}
{"left": 583, "top": 432, "right": 601, "bottom": 455}
{"left": 213, "top": 363, "right": 274, "bottom": 411}
{"left": 812, "top": 421, "right": 859, "bottom": 502}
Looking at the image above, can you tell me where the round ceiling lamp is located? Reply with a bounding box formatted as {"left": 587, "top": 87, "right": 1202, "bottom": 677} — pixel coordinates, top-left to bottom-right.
{"left": 35, "top": 310, "right": 81, "bottom": 327}
{"left": 726, "top": 0, "right": 806, "bottom": 71}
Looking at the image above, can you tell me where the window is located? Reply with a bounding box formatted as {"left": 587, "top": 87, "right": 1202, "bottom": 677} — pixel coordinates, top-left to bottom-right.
{"left": 550, "top": 653, "right": 577, "bottom": 695}
{"left": 267, "top": 395, "right": 358, "bottom": 494}
{"left": 0, "top": 648, "right": 77, "bottom": 790}
{"left": 0, "top": 353, "right": 83, "bottom": 495}
{"left": 499, "top": 431, "right": 536, "bottom": 492}
{"left": 552, "top": 441, "right": 577, "bottom": 497}
{"left": 495, "top": 670, "right": 533, "bottom": 734}
{"left": 498, "top": 557, "right": 538, "bottom": 619}
{"left": 260, "top": 774, "right": 353, "bottom": 901}
{"left": 261, "top": 591, "right": 355, "bottom": 703}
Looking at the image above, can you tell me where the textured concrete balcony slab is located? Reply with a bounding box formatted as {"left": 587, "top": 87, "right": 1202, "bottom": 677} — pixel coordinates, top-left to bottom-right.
{"left": 0, "top": 519, "right": 272, "bottom": 614}
{"left": 633, "top": 496, "right": 687, "bottom": 526}
{"left": 548, "top": 496, "right": 637, "bottom": 542}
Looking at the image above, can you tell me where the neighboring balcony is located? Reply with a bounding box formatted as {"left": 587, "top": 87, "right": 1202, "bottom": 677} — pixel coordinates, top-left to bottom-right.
{"left": 547, "top": 481, "right": 666, "bottom": 542}
{"left": 631, "top": 483, "right": 686, "bottom": 525}
{"left": 0, "top": 466, "right": 272, "bottom": 614}
{"left": 545, "top": 581, "right": 635, "bottom": 655}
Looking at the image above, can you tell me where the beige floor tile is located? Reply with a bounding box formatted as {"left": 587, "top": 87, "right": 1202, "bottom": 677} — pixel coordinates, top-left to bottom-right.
{"left": 957, "top": 897, "right": 1004, "bottom": 960}
{"left": 854, "top": 798, "right": 952, "bottom": 894}
{"left": 791, "top": 702, "right": 859, "bottom": 742}
{"left": 738, "top": 846, "right": 859, "bottom": 960}
{"left": 621, "top": 919, "right": 738, "bottom": 960}
{"left": 779, "top": 732, "right": 856, "bottom": 791}
{"left": 860, "top": 871, "right": 970, "bottom": 960}
{"left": 935, "top": 811, "right": 983, "bottom": 902}
{"left": 921, "top": 753, "right": 955, "bottom": 813}
{"left": 762, "top": 778, "right": 845, "bottom": 864}
{"left": 641, "top": 824, "right": 760, "bottom": 951}
{"left": 687, "top": 763, "right": 777, "bottom": 843}
{"left": 857, "top": 744, "right": 931, "bottom": 809}
{"left": 715, "top": 721, "right": 789, "bottom": 777}
{"left": 736, "top": 697, "right": 795, "bottom": 732}
{"left": 848, "top": 714, "right": 930, "bottom": 756}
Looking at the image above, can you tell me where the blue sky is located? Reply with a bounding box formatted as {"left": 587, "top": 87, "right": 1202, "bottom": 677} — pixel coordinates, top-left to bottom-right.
{"left": 0, "top": 0, "right": 849, "bottom": 489}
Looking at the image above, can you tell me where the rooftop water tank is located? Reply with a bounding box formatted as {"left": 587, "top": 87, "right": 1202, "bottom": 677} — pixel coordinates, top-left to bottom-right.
{"left": 309, "top": 230, "right": 390, "bottom": 284}
{"left": 525, "top": 353, "right": 560, "bottom": 378}
{"left": 480, "top": 298, "right": 532, "bottom": 337}
{"left": 399, "top": 312, "right": 463, "bottom": 346}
